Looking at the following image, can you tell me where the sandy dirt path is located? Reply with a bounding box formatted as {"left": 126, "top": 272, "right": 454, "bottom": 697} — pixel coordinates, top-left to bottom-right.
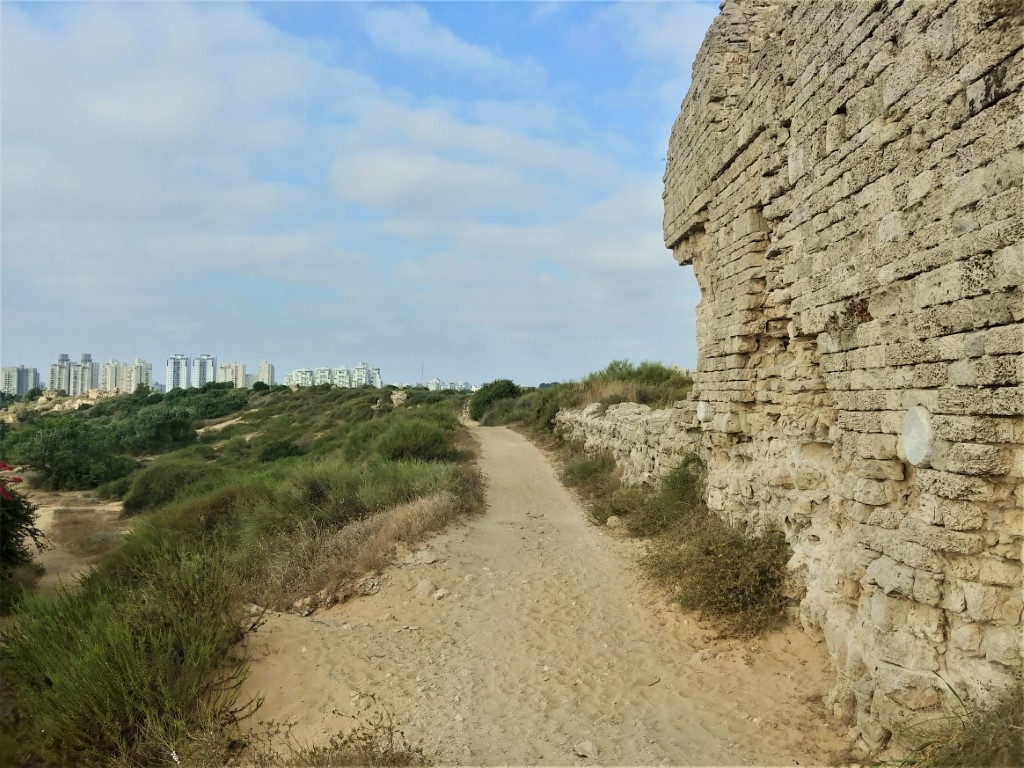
{"left": 26, "top": 489, "right": 127, "bottom": 591}
{"left": 242, "top": 425, "right": 848, "bottom": 765}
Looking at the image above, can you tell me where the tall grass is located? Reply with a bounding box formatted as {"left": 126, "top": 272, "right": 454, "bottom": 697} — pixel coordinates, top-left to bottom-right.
{"left": 893, "top": 683, "right": 1023, "bottom": 767}
{"left": 0, "top": 540, "right": 251, "bottom": 767}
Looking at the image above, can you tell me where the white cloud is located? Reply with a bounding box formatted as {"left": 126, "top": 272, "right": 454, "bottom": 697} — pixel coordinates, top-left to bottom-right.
{"left": 362, "top": 4, "right": 544, "bottom": 87}
{"left": 1, "top": 1, "right": 703, "bottom": 384}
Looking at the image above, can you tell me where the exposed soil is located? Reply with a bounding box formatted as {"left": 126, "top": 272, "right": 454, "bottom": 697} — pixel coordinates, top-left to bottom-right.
{"left": 29, "top": 489, "right": 127, "bottom": 591}
{"left": 241, "top": 424, "right": 849, "bottom": 765}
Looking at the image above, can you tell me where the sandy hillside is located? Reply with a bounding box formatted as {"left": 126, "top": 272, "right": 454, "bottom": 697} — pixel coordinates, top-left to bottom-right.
{"left": 241, "top": 424, "right": 850, "bottom": 765}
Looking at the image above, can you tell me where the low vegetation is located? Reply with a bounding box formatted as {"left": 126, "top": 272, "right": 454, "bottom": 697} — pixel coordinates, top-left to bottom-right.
{"left": 0, "top": 383, "right": 481, "bottom": 766}
{"left": 472, "top": 360, "right": 693, "bottom": 434}
{"left": 474, "top": 361, "right": 790, "bottom": 638}
{"left": 556, "top": 445, "right": 790, "bottom": 637}
{"left": 244, "top": 712, "right": 425, "bottom": 767}
{"left": 892, "top": 684, "right": 1023, "bottom": 768}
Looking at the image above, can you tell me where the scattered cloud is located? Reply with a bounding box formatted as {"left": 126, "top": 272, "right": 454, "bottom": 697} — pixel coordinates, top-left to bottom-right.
{"left": 362, "top": 4, "right": 544, "bottom": 88}
{"left": 1, "top": 1, "right": 711, "bottom": 385}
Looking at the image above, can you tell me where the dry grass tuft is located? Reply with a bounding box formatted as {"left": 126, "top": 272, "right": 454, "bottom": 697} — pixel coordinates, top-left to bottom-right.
{"left": 891, "top": 684, "right": 1023, "bottom": 768}
{"left": 354, "top": 492, "right": 459, "bottom": 572}
{"left": 246, "top": 492, "right": 461, "bottom": 609}
{"left": 232, "top": 710, "right": 425, "bottom": 767}
{"left": 580, "top": 379, "right": 642, "bottom": 407}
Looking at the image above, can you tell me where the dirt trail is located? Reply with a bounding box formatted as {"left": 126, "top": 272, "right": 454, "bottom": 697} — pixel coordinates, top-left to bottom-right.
{"left": 27, "top": 489, "right": 127, "bottom": 591}
{"left": 242, "top": 425, "right": 848, "bottom": 765}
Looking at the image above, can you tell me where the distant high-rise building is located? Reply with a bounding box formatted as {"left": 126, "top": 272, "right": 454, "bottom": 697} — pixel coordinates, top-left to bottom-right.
{"left": 77, "top": 353, "right": 99, "bottom": 394}
{"left": 2, "top": 365, "right": 40, "bottom": 396}
{"left": 47, "top": 353, "right": 96, "bottom": 396}
{"left": 217, "top": 362, "right": 246, "bottom": 389}
{"left": 352, "top": 362, "right": 371, "bottom": 387}
{"left": 191, "top": 354, "right": 216, "bottom": 388}
{"left": 244, "top": 373, "right": 259, "bottom": 389}
{"left": 258, "top": 361, "right": 275, "bottom": 387}
{"left": 284, "top": 368, "right": 314, "bottom": 387}
{"left": 427, "top": 377, "right": 444, "bottom": 392}
{"left": 284, "top": 362, "right": 381, "bottom": 388}
{"left": 100, "top": 359, "right": 128, "bottom": 392}
{"left": 166, "top": 354, "right": 190, "bottom": 390}
{"left": 48, "top": 353, "right": 71, "bottom": 393}
{"left": 127, "top": 359, "right": 153, "bottom": 393}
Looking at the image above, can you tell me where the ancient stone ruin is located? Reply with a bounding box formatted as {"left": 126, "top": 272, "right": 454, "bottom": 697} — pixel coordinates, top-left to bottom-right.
{"left": 565, "top": 0, "right": 1022, "bottom": 749}
{"left": 663, "top": 0, "right": 1022, "bottom": 747}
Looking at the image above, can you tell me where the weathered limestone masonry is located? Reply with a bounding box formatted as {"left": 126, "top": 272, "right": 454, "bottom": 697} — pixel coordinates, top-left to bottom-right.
{"left": 554, "top": 401, "right": 701, "bottom": 485}
{"left": 662, "top": 0, "right": 1023, "bottom": 749}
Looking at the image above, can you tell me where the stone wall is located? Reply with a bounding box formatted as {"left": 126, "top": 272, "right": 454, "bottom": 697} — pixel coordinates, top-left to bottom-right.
{"left": 554, "top": 402, "right": 701, "bottom": 485}
{"left": 662, "top": 0, "right": 1022, "bottom": 749}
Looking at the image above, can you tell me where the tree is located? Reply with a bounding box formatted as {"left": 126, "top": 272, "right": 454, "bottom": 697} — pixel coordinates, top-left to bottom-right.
{"left": 0, "top": 462, "right": 46, "bottom": 580}
{"left": 8, "top": 416, "right": 131, "bottom": 489}
{"left": 251, "top": 381, "right": 269, "bottom": 392}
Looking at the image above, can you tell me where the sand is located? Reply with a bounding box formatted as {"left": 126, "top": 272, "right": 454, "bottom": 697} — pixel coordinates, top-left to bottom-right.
{"left": 240, "top": 424, "right": 850, "bottom": 765}
{"left": 26, "top": 488, "right": 127, "bottom": 591}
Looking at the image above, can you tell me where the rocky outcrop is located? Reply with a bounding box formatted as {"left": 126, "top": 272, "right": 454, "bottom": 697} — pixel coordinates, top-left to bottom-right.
{"left": 662, "top": 0, "right": 1022, "bottom": 748}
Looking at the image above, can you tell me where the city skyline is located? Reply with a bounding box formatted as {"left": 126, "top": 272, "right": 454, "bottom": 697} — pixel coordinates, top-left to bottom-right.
{"left": 1, "top": 2, "right": 713, "bottom": 387}
{"left": 4, "top": 350, "right": 480, "bottom": 394}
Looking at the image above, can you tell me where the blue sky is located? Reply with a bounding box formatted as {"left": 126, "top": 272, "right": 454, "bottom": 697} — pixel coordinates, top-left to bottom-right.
{"left": 1, "top": 1, "right": 717, "bottom": 387}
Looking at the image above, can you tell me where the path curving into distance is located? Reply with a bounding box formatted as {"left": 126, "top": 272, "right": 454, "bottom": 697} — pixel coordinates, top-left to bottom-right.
{"left": 242, "top": 424, "right": 848, "bottom": 765}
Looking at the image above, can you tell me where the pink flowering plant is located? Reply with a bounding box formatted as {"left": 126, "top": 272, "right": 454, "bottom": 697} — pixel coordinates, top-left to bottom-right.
{"left": 1, "top": 461, "right": 47, "bottom": 581}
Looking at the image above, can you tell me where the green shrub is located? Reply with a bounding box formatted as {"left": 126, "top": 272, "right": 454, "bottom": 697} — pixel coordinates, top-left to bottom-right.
{"left": 114, "top": 405, "right": 195, "bottom": 454}
{"left": 122, "top": 459, "right": 226, "bottom": 516}
{"left": 590, "top": 485, "right": 645, "bottom": 525}
{"left": 177, "top": 443, "right": 218, "bottom": 462}
{"left": 560, "top": 448, "right": 618, "bottom": 500}
{"left": 373, "top": 419, "right": 455, "bottom": 462}
{"left": 469, "top": 379, "right": 521, "bottom": 421}
{"left": 356, "top": 460, "right": 459, "bottom": 513}
{"left": 343, "top": 418, "right": 392, "bottom": 459}
{"left": 95, "top": 475, "right": 133, "bottom": 501}
{"left": 220, "top": 435, "right": 254, "bottom": 462}
{"left": 648, "top": 519, "right": 790, "bottom": 637}
{"left": 0, "top": 541, "right": 249, "bottom": 767}
{"left": 625, "top": 454, "right": 705, "bottom": 537}
{"left": 257, "top": 438, "right": 305, "bottom": 462}
{"left": 282, "top": 462, "right": 369, "bottom": 531}
{"left": 477, "top": 396, "right": 523, "bottom": 426}
{"left": 5, "top": 417, "right": 134, "bottom": 490}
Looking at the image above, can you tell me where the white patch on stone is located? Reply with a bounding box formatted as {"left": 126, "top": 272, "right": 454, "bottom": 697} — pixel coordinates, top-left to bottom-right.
{"left": 903, "top": 406, "right": 934, "bottom": 467}
{"left": 696, "top": 401, "right": 713, "bottom": 422}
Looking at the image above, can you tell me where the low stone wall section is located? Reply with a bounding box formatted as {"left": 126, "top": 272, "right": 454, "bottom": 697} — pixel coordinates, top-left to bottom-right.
{"left": 554, "top": 402, "right": 702, "bottom": 486}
